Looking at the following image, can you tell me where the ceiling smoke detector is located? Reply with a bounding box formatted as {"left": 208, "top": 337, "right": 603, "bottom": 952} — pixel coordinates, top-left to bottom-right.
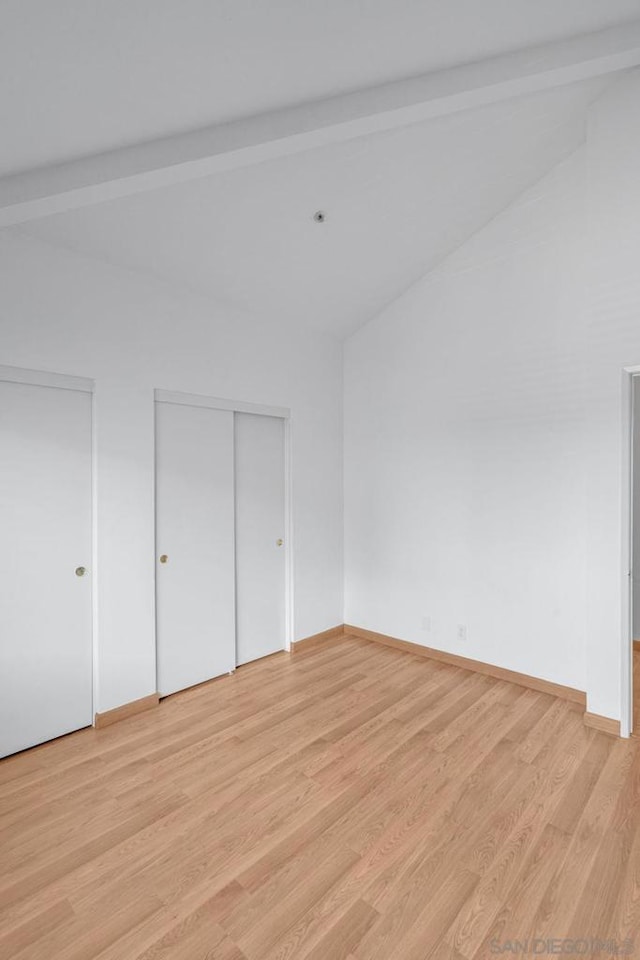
{"left": 313, "top": 210, "right": 326, "bottom": 223}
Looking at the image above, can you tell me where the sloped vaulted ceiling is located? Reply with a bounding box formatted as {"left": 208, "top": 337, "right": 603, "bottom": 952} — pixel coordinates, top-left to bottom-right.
{"left": 17, "top": 77, "right": 609, "bottom": 338}
{"left": 1, "top": 0, "right": 637, "bottom": 337}
{"left": 0, "top": 0, "right": 637, "bottom": 174}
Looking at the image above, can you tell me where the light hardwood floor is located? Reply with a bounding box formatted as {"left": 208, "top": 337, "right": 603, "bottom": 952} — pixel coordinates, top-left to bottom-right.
{"left": 1, "top": 634, "right": 639, "bottom": 959}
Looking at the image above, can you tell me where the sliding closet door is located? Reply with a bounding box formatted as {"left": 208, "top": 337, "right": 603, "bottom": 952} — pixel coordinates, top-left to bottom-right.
{"left": 235, "top": 413, "right": 286, "bottom": 665}
{"left": 155, "top": 401, "right": 235, "bottom": 695}
{"left": 0, "top": 378, "right": 93, "bottom": 758}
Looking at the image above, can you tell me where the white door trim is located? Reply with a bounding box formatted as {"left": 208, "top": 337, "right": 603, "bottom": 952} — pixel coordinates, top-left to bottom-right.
{"left": 0, "top": 364, "right": 94, "bottom": 394}
{"left": 621, "top": 366, "right": 640, "bottom": 739}
{"left": 153, "top": 389, "right": 294, "bottom": 656}
{"left": 0, "top": 363, "right": 96, "bottom": 731}
{"left": 283, "top": 417, "right": 294, "bottom": 654}
{"left": 154, "top": 388, "right": 289, "bottom": 420}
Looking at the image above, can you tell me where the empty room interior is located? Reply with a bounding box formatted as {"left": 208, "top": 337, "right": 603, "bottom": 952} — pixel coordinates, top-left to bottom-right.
{"left": 4, "top": 2, "right": 640, "bottom": 957}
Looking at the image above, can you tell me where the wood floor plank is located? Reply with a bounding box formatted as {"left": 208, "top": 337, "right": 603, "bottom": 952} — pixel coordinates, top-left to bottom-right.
{"left": 235, "top": 845, "right": 360, "bottom": 959}
{"left": 0, "top": 900, "right": 74, "bottom": 958}
{"left": 295, "top": 898, "right": 379, "bottom": 960}
{"left": 0, "top": 636, "right": 637, "bottom": 960}
{"left": 0, "top": 793, "right": 188, "bottom": 912}
{"left": 469, "top": 823, "right": 572, "bottom": 959}
{"left": 525, "top": 739, "right": 635, "bottom": 942}
{"left": 609, "top": 806, "right": 640, "bottom": 946}
{"left": 89, "top": 881, "right": 249, "bottom": 960}
{"left": 443, "top": 712, "right": 593, "bottom": 956}
{"left": 12, "top": 890, "right": 164, "bottom": 960}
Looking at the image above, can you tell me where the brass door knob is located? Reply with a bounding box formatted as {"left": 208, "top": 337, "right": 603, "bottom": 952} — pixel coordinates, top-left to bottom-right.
{"left": 75, "top": 566, "right": 86, "bottom": 577}
{"left": 276, "top": 539, "right": 284, "bottom": 547}
{"left": 159, "top": 555, "right": 168, "bottom": 564}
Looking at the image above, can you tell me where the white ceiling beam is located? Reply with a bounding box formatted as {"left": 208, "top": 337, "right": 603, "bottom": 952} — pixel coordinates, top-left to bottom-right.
{"left": 1, "top": 21, "right": 639, "bottom": 227}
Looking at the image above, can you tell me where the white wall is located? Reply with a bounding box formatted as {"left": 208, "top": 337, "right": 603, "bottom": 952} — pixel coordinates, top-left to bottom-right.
{"left": 0, "top": 230, "right": 343, "bottom": 713}
{"left": 345, "top": 150, "right": 589, "bottom": 693}
{"left": 345, "top": 68, "right": 640, "bottom": 724}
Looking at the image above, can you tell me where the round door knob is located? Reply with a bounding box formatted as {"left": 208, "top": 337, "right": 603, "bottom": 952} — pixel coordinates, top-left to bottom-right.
{"left": 75, "top": 566, "right": 86, "bottom": 577}
{"left": 276, "top": 539, "right": 284, "bottom": 547}
{"left": 159, "top": 555, "right": 168, "bottom": 564}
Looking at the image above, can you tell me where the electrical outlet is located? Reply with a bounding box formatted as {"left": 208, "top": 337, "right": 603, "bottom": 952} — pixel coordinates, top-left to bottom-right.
{"left": 421, "top": 615, "right": 432, "bottom": 633}
{"left": 457, "top": 624, "right": 467, "bottom": 643}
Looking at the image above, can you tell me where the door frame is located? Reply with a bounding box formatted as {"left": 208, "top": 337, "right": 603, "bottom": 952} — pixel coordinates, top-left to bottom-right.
{"left": 0, "top": 363, "right": 96, "bottom": 722}
{"left": 621, "top": 366, "right": 640, "bottom": 739}
{"left": 153, "top": 390, "right": 294, "bottom": 664}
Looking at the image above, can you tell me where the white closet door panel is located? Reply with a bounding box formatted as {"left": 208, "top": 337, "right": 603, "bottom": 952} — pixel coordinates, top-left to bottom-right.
{"left": 155, "top": 402, "right": 235, "bottom": 696}
{"left": 0, "top": 381, "right": 93, "bottom": 758}
{"left": 235, "top": 413, "right": 285, "bottom": 666}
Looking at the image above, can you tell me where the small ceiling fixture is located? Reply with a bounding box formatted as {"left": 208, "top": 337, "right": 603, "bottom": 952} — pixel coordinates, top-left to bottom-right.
{"left": 313, "top": 210, "right": 326, "bottom": 223}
